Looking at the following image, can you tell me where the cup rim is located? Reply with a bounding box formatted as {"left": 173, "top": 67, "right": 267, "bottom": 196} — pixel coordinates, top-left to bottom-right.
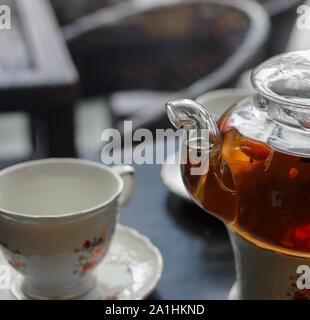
{"left": 0, "top": 158, "right": 124, "bottom": 222}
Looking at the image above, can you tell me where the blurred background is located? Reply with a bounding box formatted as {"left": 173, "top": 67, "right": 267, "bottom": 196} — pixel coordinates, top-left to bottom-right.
{"left": 0, "top": 0, "right": 308, "bottom": 164}
{"left": 1, "top": 0, "right": 310, "bottom": 300}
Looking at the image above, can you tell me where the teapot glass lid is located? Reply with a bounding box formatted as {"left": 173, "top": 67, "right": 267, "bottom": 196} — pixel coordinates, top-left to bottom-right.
{"left": 252, "top": 50, "right": 310, "bottom": 109}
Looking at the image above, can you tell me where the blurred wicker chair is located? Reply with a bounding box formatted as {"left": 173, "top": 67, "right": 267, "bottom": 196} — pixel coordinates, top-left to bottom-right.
{"left": 50, "top": 0, "right": 126, "bottom": 25}
{"left": 63, "top": 0, "right": 270, "bottom": 131}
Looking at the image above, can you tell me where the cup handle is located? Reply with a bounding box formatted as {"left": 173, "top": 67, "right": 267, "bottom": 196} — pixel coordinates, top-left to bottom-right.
{"left": 112, "top": 165, "right": 135, "bottom": 208}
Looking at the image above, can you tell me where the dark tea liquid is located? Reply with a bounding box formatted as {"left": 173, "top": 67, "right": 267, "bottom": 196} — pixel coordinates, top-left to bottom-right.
{"left": 182, "top": 128, "right": 310, "bottom": 257}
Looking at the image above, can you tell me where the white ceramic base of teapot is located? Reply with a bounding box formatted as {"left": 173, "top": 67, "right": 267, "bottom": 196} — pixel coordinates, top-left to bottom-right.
{"left": 227, "top": 229, "right": 310, "bottom": 300}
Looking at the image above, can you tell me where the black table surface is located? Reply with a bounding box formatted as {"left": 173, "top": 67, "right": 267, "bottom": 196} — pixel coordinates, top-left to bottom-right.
{"left": 118, "top": 163, "right": 235, "bottom": 300}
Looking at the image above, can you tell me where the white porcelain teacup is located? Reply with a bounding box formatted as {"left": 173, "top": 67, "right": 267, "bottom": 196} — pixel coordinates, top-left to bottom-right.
{"left": 0, "top": 158, "right": 135, "bottom": 300}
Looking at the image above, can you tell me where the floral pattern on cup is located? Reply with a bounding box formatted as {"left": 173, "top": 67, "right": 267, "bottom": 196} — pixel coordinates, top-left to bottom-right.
{"left": 0, "top": 241, "right": 26, "bottom": 273}
{"left": 74, "top": 235, "right": 106, "bottom": 276}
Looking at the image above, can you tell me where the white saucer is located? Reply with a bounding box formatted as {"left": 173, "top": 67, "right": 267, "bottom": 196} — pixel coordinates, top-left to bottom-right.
{"left": 161, "top": 89, "right": 254, "bottom": 201}
{"left": 0, "top": 225, "right": 163, "bottom": 300}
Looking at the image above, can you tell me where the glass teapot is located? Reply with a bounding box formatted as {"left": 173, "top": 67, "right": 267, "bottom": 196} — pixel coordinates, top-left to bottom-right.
{"left": 166, "top": 51, "right": 310, "bottom": 299}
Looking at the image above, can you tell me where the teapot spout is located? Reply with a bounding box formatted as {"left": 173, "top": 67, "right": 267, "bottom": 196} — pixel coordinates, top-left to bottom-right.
{"left": 166, "top": 99, "right": 222, "bottom": 147}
